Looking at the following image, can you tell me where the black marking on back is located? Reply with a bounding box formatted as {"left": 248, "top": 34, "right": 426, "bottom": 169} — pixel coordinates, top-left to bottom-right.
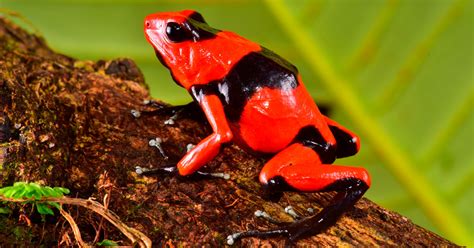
{"left": 329, "top": 125, "right": 358, "bottom": 158}
{"left": 184, "top": 17, "right": 219, "bottom": 41}
{"left": 192, "top": 48, "right": 299, "bottom": 122}
{"left": 188, "top": 11, "right": 207, "bottom": 23}
{"left": 182, "top": 11, "right": 219, "bottom": 42}
{"left": 294, "top": 125, "right": 336, "bottom": 164}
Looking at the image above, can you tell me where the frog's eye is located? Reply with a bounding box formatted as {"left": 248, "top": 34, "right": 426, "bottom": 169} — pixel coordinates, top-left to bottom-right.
{"left": 166, "top": 22, "right": 193, "bottom": 43}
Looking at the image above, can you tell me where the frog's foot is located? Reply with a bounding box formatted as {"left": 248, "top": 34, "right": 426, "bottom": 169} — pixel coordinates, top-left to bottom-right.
{"left": 130, "top": 99, "right": 165, "bottom": 118}
{"left": 131, "top": 100, "right": 203, "bottom": 124}
{"left": 135, "top": 165, "right": 178, "bottom": 177}
{"left": 137, "top": 140, "right": 229, "bottom": 180}
{"left": 253, "top": 210, "right": 282, "bottom": 224}
{"left": 142, "top": 99, "right": 162, "bottom": 108}
{"left": 227, "top": 229, "right": 289, "bottom": 246}
{"left": 195, "top": 171, "right": 231, "bottom": 180}
{"left": 227, "top": 205, "right": 314, "bottom": 245}
{"left": 253, "top": 205, "right": 309, "bottom": 224}
{"left": 226, "top": 206, "right": 315, "bottom": 245}
{"left": 226, "top": 205, "right": 329, "bottom": 246}
{"left": 135, "top": 165, "right": 230, "bottom": 180}
{"left": 284, "top": 206, "right": 300, "bottom": 220}
{"left": 148, "top": 138, "right": 195, "bottom": 161}
{"left": 148, "top": 137, "right": 168, "bottom": 159}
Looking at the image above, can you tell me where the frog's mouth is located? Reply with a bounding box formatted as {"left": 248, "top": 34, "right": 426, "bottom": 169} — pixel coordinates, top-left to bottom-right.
{"left": 152, "top": 50, "right": 165, "bottom": 67}
{"left": 144, "top": 24, "right": 163, "bottom": 46}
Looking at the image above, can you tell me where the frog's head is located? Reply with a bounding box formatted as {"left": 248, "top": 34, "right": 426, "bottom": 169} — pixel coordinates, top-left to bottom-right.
{"left": 144, "top": 10, "right": 219, "bottom": 85}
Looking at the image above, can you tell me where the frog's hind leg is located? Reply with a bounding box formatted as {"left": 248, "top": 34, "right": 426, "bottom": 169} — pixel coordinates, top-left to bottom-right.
{"left": 228, "top": 142, "right": 370, "bottom": 244}
{"left": 323, "top": 115, "right": 360, "bottom": 158}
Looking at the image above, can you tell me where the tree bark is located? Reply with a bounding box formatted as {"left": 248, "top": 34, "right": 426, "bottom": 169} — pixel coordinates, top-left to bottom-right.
{"left": 0, "top": 17, "right": 458, "bottom": 247}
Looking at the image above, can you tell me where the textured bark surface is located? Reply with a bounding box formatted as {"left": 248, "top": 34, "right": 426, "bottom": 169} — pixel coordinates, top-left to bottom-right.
{"left": 0, "top": 17, "right": 458, "bottom": 247}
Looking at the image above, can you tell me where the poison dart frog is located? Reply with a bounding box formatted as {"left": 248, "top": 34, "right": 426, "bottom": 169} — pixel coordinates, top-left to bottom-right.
{"left": 143, "top": 10, "right": 371, "bottom": 244}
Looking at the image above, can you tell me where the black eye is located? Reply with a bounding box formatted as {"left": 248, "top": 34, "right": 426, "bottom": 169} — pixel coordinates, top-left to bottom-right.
{"left": 166, "top": 22, "right": 192, "bottom": 42}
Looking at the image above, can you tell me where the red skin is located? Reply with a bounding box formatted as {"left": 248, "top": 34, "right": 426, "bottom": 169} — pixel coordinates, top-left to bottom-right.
{"left": 144, "top": 10, "right": 370, "bottom": 195}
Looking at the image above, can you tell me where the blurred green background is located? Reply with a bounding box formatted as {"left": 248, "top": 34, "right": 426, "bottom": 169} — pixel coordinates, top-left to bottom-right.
{"left": 1, "top": 0, "right": 472, "bottom": 245}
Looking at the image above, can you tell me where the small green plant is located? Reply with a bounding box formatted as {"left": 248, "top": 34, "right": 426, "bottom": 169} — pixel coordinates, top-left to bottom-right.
{"left": 97, "top": 239, "right": 118, "bottom": 246}
{"left": 0, "top": 182, "right": 70, "bottom": 215}
{"left": 0, "top": 182, "right": 150, "bottom": 247}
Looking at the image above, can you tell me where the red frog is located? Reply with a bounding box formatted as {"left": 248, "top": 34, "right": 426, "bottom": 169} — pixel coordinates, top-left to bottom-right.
{"left": 143, "top": 10, "right": 370, "bottom": 245}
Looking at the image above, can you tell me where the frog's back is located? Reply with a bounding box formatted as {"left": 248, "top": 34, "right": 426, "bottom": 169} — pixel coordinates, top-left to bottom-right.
{"left": 206, "top": 48, "right": 331, "bottom": 154}
{"left": 216, "top": 48, "right": 300, "bottom": 122}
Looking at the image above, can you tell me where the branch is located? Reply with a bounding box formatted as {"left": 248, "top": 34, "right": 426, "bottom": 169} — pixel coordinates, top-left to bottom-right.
{"left": 59, "top": 208, "right": 88, "bottom": 248}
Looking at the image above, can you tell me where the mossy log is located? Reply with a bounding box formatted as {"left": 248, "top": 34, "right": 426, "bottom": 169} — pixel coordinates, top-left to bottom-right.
{"left": 0, "top": 17, "right": 458, "bottom": 247}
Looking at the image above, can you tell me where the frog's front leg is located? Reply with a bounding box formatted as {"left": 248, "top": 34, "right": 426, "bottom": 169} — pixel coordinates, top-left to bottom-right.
{"left": 136, "top": 86, "right": 231, "bottom": 179}
{"left": 177, "top": 86, "right": 233, "bottom": 176}
{"left": 131, "top": 100, "right": 203, "bottom": 123}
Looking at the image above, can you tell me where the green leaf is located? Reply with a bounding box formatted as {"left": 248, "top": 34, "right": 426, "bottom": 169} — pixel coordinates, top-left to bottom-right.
{"left": 97, "top": 239, "right": 118, "bottom": 246}
{"left": 0, "top": 186, "right": 17, "bottom": 198}
{"left": 0, "top": 182, "right": 69, "bottom": 215}
{"left": 47, "top": 202, "right": 61, "bottom": 210}
{"left": 41, "top": 186, "right": 60, "bottom": 198}
{"left": 12, "top": 182, "right": 26, "bottom": 187}
{"left": 0, "top": 182, "right": 70, "bottom": 199}
{"left": 53, "top": 187, "right": 70, "bottom": 195}
{"left": 10, "top": 184, "right": 27, "bottom": 199}
{"left": 23, "top": 183, "right": 42, "bottom": 199}
{"left": 36, "top": 203, "right": 54, "bottom": 215}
